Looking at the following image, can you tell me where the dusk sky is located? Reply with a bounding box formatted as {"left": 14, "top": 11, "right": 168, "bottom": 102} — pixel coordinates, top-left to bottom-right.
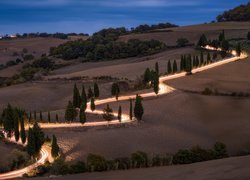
{"left": 0, "top": 0, "right": 249, "bottom": 35}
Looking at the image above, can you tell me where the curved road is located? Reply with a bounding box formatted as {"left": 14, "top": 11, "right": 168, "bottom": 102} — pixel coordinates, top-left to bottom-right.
{"left": 0, "top": 46, "right": 247, "bottom": 179}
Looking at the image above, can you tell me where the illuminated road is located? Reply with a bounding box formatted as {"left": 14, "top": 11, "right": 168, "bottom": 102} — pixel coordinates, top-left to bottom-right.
{"left": 0, "top": 46, "right": 247, "bottom": 179}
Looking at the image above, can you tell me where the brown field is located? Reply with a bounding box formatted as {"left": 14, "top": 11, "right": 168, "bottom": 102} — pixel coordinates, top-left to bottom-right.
{"left": 0, "top": 22, "right": 250, "bottom": 169}
{"left": 40, "top": 155, "right": 250, "bottom": 180}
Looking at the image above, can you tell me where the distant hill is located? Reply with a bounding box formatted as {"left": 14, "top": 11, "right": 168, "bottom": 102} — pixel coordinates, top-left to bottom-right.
{"left": 217, "top": 2, "right": 250, "bottom": 22}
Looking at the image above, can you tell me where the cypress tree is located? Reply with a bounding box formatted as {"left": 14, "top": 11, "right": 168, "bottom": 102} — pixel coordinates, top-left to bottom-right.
{"left": 65, "top": 101, "right": 77, "bottom": 122}
{"left": 20, "top": 116, "right": 26, "bottom": 144}
{"left": 185, "top": 54, "right": 192, "bottom": 73}
{"left": 236, "top": 43, "right": 241, "bottom": 57}
{"left": 155, "top": 62, "right": 159, "bottom": 75}
{"left": 34, "top": 111, "right": 37, "bottom": 121}
{"left": 197, "top": 34, "right": 207, "bottom": 47}
{"left": 79, "top": 105, "right": 86, "bottom": 124}
{"left": 73, "top": 83, "right": 81, "bottom": 108}
{"left": 192, "top": 56, "right": 196, "bottom": 67}
{"left": 13, "top": 110, "right": 19, "bottom": 142}
{"left": 167, "top": 60, "right": 172, "bottom": 74}
{"left": 103, "top": 104, "right": 113, "bottom": 121}
{"left": 94, "top": 83, "right": 100, "bottom": 98}
{"left": 248, "top": 32, "right": 250, "bottom": 40}
{"left": 153, "top": 71, "right": 159, "bottom": 95}
{"left": 39, "top": 111, "right": 43, "bottom": 122}
{"left": 51, "top": 135, "right": 60, "bottom": 158}
{"left": 27, "top": 128, "right": 35, "bottom": 157}
{"left": 3, "top": 104, "right": 15, "bottom": 138}
{"left": 180, "top": 55, "right": 184, "bottom": 71}
{"left": 55, "top": 114, "right": 59, "bottom": 123}
{"left": 118, "top": 105, "right": 122, "bottom": 122}
{"left": 143, "top": 68, "right": 151, "bottom": 85}
{"left": 173, "top": 60, "right": 177, "bottom": 73}
{"left": 33, "top": 122, "right": 45, "bottom": 156}
{"left": 81, "top": 85, "right": 87, "bottom": 103}
{"left": 183, "top": 55, "right": 186, "bottom": 70}
{"left": 219, "top": 30, "right": 225, "bottom": 42}
{"left": 129, "top": 99, "right": 133, "bottom": 120}
{"left": 111, "top": 83, "right": 120, "bottom": 100}
{"left": 90, "top": 97, "right": 95, "bottom": 112}
{"left": 207, "top": 53, "right": 211, "bottom": 64}
{"left": 200, "top": 51, "right": 204, "bottom": 66}
{"left": 196, "top": 56, "right": 199, "bottom": 67}
{"left": 29, "top": 112, "right": 32, "bottom": 123}
{"left": 134, "top": 95, "right": 144, "bottom": 121}
{"left": 88, "top": 87, "right": 94, "bottom": 99}
{"left": 48, "top": 111, "right": 51, "bottom": 123}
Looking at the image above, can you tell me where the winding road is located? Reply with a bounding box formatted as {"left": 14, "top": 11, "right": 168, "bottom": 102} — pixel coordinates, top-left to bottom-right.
{"left": 0, "top": 46, "right": 247, "bottom": 179}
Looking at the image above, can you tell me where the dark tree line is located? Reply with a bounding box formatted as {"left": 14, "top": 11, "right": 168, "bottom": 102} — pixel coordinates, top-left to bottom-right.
{"left": 50, "top": 29, "right": 166, "bottom": 61}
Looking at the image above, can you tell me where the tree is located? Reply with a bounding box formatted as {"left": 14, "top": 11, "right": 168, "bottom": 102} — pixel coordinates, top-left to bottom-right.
{"left": 236, "top": 43, "right": 242, "bottom": 57}
{"left": 152, "top": 71, "right": 159, "bottom": 95}
{"left": 94, "top": 83, "right": 100, "bottom": 98}
{"left": 197, "top": 34, "right": 207, "bottom": 47}
{"left": 34, "top": 111, "right": 37, "bottom": 121}
{"left": 90, "top": 97, "right": 95, "bottom": 112}
{"left": 167, "top": 60, "right": 172, "bottom": 74}
{"left": 13, "top": 110, "right": 19, "bottom": 142}
{"left": 248, "top": 32, "right": 250, "bottom": 40}
{"left": 2, "top": 104, "right": 15, "bottom": 137}
{"left": 185, "top": 54, "right": 192, "bottom": 73}
{"left": 155, "top": 62, "right": 159, "bottom": 75}
{"left": 79, "top": 108, "right": 86, "bottom": 124}
{"left": 29, "top": 112, "right": 32, "bottom": 123}
{"left": 143, "top": 68, "right": 151, "bottom": 85}
{"left": 20, "top": 115, "right": 26, "bottom": 144}
{"left": 207, "top": 53, "right": 211, "bottom": 64}
{"left": 111, "top": 83, "right": 120, "bottom": 100}
{"left": 219, "top": 30, "right": 225, "bottom": 42}
{"left": 192, "top": 56, "right": 196, "bottom": 68}
{"left": 200, "top": 51, "right": 204, "bottom": 66}
{"left": 134, "top": 95, "right": 144, "bottom": 121}
{"left": 176, "top": 38, "right": 189, "bottom": 47}
{"left": 55, "top": 114, "right": 59, "bottom": 123}
{"left": 173, "top": 60, "right": 177, "bottom": 73}
{"left": 195, "top": 56, "right": 199, "bottom": 67}
{"left": 27, "top": 128, "right": 35, "bottom": 157}
{"left": 73, "top": 84, "right": 81, "bottom": 108}
{"left": 51, "top": 135, "right": 60, "bottom": 158}
{"left": 180, "top": 55, "right": 184, "bottom": 71}
{"left": 103, "top": 104, "right": 113, "bottom": 121}
{"left": 221, "top": 40, "right": 229, "bottom": 51}
{"left": 88, "top": 87, "right": 94, "bottom": 99}
{"left": 81, "top": 85, "right": 87, "bottom": 104}
{"left": 32, "top": 122, "right": 45, "bottom": 157}
{"left": 48, "top": 111, "right": 51, "bottom": 123}
{"left": 118, "top": 106, "right": 122, "bottom": 122}
{"left": 39, "top": 111, "right": 43, "bottom": 122}
{"left": 129, "top": 99, "right": 133, "bottom": 120}
{"left": 65, "top": 101, "right": 77, "bottom": 122}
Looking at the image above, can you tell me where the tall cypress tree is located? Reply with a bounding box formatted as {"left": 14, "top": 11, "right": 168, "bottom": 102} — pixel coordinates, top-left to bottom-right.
{"left": 129, "top": 99, "right": 133, "bottom": 120}
{"left": 94, "top": 83, "right": 100, "bottom": 98}
{"left": 185, "top": 54, "right": 192, "bottom": 73}
{"left": 111, "top": 83, "right": 120, "bottom": 100}
{"left": 143, "top": 68, "right": 151, "bottom": 85}
{"left": 34, "top": 111, "right": 37, "bottom": 121}
{"left": 155, "top": 62, "right": 159, "bottom": 75}
{"left": 73, "top": 83, "right": 81, "bottom": 108}
{"left": 33, "top": 122, "right": 45, "bottom": 157}
{"left": 13, "top": 110, "right": 19, "bottom": 142}
{"left": 27, "top": 128, "right": 35, "bottom": 157}
{"left": 134, "top": 95, "right": 144, "bottom": 121}
{"left": 20, "top": 115, "right": 26, "bottom": 144}
{"left": 51, "top": 135, "right": 60, "bottom": 158}
{"left": 79, "top": 105, "right": 86, "bottom": 124}
{"left": 90, "top": 97, "right": 95, "bottom": 112}
{"left": 39, "top": 111, "right": 43, "bottom": 122}
{"left": 29, "top": 112, "right": 32, "bottom": 123}
{"left": 81, "top": 85, "right": 87, "bottom": 103}
{"left": 65, "top": 101, "right": 77, "bottom": 122}
{"left": 48, "top": 111, "right": 51, "bottom": 123}
{"left": 192, "top": 56, "right": 196, "bottom": 67}
{"left": 236, "top": 43, "right": 242, "bottom": 57}
{"left": 173, "top": 60, "right": 177, "bottom": 73}
{"left": 167, "top": 60, "right": 172, "bottom": 74}
{"left": 153, "top": 71, "right": 159, "bottom": 95}
{"left": 3, "top": 104, "right": 15, "bottom": 138}
{"left": 207, "top": 53, "right": 211, "bottom": 64}
{"left": 55, "top": 114, "right": 59, "bottom": 123}
{"left": 118, "top": 105, "right": 122, "bottom": 122}
{"left": 200, "top": 51, "right": 204, "bottom": 66}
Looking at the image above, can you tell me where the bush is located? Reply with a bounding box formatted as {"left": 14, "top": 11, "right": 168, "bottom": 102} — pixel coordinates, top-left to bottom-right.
{"left": 51, "top": 158, "right": 69, "bottom": 175}
{"left": 114, "top": 157, "right": 131, "bottom": 170}
{"left": 131, "top": 151, "right": 148, "bottom": 168}
{"left": 172, "top": 149, "right": 194, "bottom": 164}
{"left": 70, "top": 161, "right": 86, "bottom": 174}
{"left": 213, "top": 142, "right": 228, "bottom": 159}
{"left": 176, "top": 38, "right": 189, "bottom": 47}
{"left": 87, "top": 154, "right": 107, "bottom": 172}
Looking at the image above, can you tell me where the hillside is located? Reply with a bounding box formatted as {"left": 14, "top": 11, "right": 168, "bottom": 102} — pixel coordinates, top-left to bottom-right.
{"left": 217, "top": 2, "right": 250, "bottom": 22}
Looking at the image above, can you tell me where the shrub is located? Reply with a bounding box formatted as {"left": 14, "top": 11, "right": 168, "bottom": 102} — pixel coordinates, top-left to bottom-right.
{"left": 202, "top": 88, "right": 213, "bottom": 95}
{"left": 51, "top": 158, "right": 69, "bottom": 175}
{"left": 213, "top": 142, "right": 228, "bottom": 159}
{"left": 87, "top": 154, "right": 107, "bottom": 172}
{"left": 131, "top": 151, "right": 148, "bottom": 168}
{"left": 70, "top": 161, "right": 86, "bottom": 174}
{"left": 114, "top": 157, "right": 131, "bottom": 170}
{"left": 172, "top": 149, "right": 194, "bottom": 164}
